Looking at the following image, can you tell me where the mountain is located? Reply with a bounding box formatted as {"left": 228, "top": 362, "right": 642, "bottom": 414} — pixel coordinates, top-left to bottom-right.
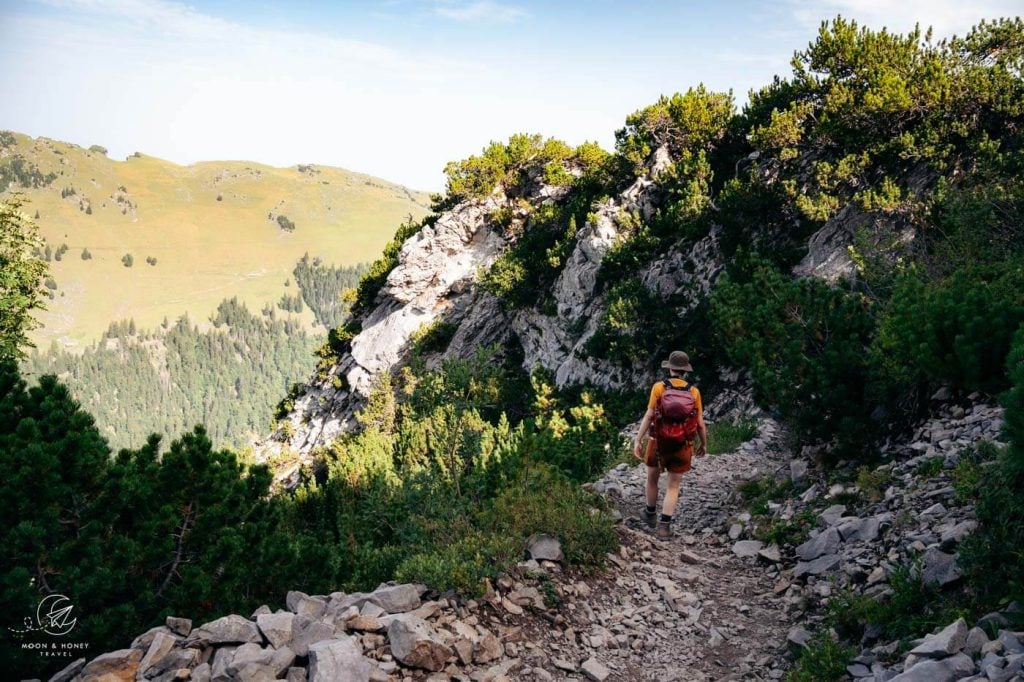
{"left": 5, "top": 17, "right": 1024, "bottom": 682}
{"left": 0, "top": 130, "right": 431, "bottom": 348}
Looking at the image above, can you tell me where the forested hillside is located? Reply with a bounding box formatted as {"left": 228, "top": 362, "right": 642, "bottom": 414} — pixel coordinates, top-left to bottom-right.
{"left": 2, "top": 16, "right": 1024, "bottom": 682}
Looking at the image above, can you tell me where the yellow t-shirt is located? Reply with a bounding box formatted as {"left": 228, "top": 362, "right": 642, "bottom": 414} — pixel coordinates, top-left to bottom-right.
{"left": 648, "top": 378, "right": 702, "bottom": 415}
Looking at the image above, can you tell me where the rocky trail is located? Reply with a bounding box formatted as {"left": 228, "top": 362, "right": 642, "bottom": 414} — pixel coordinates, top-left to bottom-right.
{"left": 45, "top": 398, "right": 1023, "bottom": 682}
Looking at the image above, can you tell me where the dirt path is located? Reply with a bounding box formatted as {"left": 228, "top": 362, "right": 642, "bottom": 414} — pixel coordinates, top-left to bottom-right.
{"left": 521, "top": 419, "right": 796, "bottom": 681}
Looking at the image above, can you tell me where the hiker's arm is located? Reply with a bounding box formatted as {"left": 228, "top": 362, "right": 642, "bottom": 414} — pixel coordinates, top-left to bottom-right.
{"left": 633, "top": 408, "right": 655, "bottom": 459}
{"left": 696, "top": 413, "right": 708, "bottom": 456}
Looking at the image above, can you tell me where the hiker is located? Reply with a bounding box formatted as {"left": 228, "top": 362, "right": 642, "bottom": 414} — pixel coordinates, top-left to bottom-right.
{"left": 632, "top": 350, "right": 707, "bottom": 539}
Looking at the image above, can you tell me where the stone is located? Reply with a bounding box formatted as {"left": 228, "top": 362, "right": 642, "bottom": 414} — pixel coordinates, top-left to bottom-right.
{"left": 165, "top": 616, "right": 192, "bottom": 637}
{"left": 308, "top": 637, "right": 370, "bottom": 682}
{"left": 189, "top": 614, "right": 261, "bottom": 644}
{"left": 552, "top": 658, "right": 577, "bottom": 672}
{"left": 211, "top": 646, "right": 238, "bottom": 682}
{"left": 369, "top": 583, "right": 424, "bottom": 614}
{"left": 787, "top": 626, "right": 812, "bottom": 648}
{"left": 526, "top": 534, "right": 564, "bottom": 562}
{"left": 346, "top": 614, "right": 383, "bottom": 632}
{"left": 581, "top": 657, "right": 611, "bottom": 681}
{"left": 228, "top": 643, "right": 275, "bottom": 675}
{"left": 793, "top": 553, "right": 842, "bottom": 578}
{"left": 732, "top": 540, "right": 763, "bottom": 558}
{"left": 47, "top": 658, "right": 86, "bottom": 682}
{"left": 387, "top": 614, "right": 453, "bottom": 672}
{"left": 137, "top": 631, "right": 177, "bottom": 677}
{"left": 291, "top": 614, "right": 337, "bottom": 656}
{"left": 257, "top": 611, "right": 295, "bottom": 649}
{"left": 679, "top": 549, "right": 703, "bottom": 565}
{"left": 921, "top": 548, "right": 962, "bottom": 587}
{"left": 191, "top": 662, "right": 212, "bottom": 682}
{"left": 819, "top": 505, "right": 847, "bottom": 525}
{"left": 790, "top": 460, "right": 809, "bottom": 483}
{"left": 287, "top": 591, "right": 327, "bottom": 619}
{"left": 838, "top": 517, "right": 881, "bottom": 543}
{"left": 796, "top": 528, "right": 841, "bottom": 561}
{"left": 889, "top": 653, "right": 974, "bottom": 681}
{"left": 131, "top": 625, "right": 171, "bottom": 651}
{"left": 999, "top": 630, "right": 1024, "bottom": 655}
{"left": 909, "top": 618, "right": 968, "bottom": 658}
{"left": 758, "top": 545, "right": 782, "bottom": 563}
{"left": 285, "top": 667, "right": 306, "bottom": 682}
{"left": 963, "top": 626, "right": 990, "bottom": 656}
{"left": 79, "top": 648, "right": 142, "bottom": 681}
{"left": 728, "top": 523, "right": 743, "bottom": 540}
{"left": 473, "top": 633, "right": 503, "bottom": 663}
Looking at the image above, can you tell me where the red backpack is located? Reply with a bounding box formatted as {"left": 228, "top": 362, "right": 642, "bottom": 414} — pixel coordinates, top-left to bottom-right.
{"left": 654, "top": 380, "right": 699, "bottom": 448}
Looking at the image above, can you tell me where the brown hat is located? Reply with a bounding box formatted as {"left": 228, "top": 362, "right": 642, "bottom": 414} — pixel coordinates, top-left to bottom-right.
{"left": 661, "top": 350, "right": 693, "bottom": 372}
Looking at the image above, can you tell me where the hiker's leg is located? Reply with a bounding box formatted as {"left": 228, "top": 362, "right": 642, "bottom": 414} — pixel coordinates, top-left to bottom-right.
{"left": 645, "top": 466, "right": 660, "bottom": 509}
{"left": 661, "top": 472, "right": 684, "bottom": 517}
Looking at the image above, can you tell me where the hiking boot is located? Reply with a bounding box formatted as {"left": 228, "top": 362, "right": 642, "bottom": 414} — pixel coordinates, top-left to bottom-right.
{"left": 643, "top": 508, "right": 657, "bottom": 528}
{"left": 655, "top": 520, "right": 673, "bottom": 540}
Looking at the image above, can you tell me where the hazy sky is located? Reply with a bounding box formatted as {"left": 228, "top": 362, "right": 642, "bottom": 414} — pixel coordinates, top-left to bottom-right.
{"left": 1, "top": 0, "right": 1020, "bottom": 190}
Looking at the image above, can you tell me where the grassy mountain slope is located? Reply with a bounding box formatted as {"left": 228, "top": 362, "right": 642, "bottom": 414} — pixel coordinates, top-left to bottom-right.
{"left": 0, "top": 131, "right": 430, "bottom": 347}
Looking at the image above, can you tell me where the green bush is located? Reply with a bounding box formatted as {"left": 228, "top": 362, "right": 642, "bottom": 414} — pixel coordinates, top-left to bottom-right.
{"left": 960, "top": 325, "right": 1024, "bottom": 610}
{"left": 875, "top": 260, "right": 1024, "bottom": 395}
{"left": 786, "top": 633, "right": 856, "bottom": 682}
{"left": 712, "top": 259, "right": 877, "bottom": 456}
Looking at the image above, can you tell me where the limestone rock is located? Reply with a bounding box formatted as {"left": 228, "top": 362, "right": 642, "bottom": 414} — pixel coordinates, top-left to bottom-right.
{"left": 387, "top": 614, "right": 453, "bottom": 672}
{"left": 581, "top": 657, "right": 611, "bottom": 681}
{"left": 921, "top": 548, "right": 962, "bottom": 587}
{"left": 526, "top": 534, "right": 564, "bottom": 562}
{"left": 889, "top": 653, "right": 975, "bottom": 681}
{"left": 79, "top": 648, "right": 142, "bottom": 681}
{"left": 732, "top": 540, "right": 763, "bottom": 558}
{"left": 257, "top": 611, "right": 295, "bottom": 649}
{"left": 189, "top": 614, "right": 260, "bottom": 644}
{"left": 909, "top": 618, "right": 968, "bottom": 658}
{"left": 796, "top": 528, "right": 841, "bottom": 561}
{"left": 369, "top": 583, "right": 424, "bottom": 614}
{"left": 308, "top": 637, "right": 370, "bottom": 682}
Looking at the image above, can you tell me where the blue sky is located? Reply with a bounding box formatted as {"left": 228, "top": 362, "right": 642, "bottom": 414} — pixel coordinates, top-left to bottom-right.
{"left": 1, "top": 0, "right": 1020, "bottom": 190}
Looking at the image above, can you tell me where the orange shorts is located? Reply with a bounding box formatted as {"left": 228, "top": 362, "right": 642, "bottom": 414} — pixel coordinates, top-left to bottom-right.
{"left": 644, "top": 438, "right": 693, "bottom": 474}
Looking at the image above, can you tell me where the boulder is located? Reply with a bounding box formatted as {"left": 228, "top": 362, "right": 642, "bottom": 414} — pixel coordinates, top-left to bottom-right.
{"left": 526, "top": 534, "right": 564, "bottom": 562}
{"left": 387, "top": 614, "right": 453, "bottom": 672}
{"left": 889, "top": 653, "right": 974, "bottom": 681}
{"left": 257, "top": 611, "right": 295, "bottom": 649}
{"left": 291, "top": 614, "right": 337, "bottom": 656}
{"left": 581, "top": 657, "right": 611, "bottom": 681}
{"left": 909, "top": 618, "right": 968, "bottom": 658}
{"left": 137, "top": 631, "right": 177, "bottom": 677}
{"left": 79, "top": 648, "right": 142, "bottom": 681}
{"left": 921, "top": 548, "right": 962, "bottom": 587}
{"left": 790, "top": 460, "right": 809, "bottom": 483}
{"left": 47, "top": 658, "right": 86, "bottom": 682}
{"left": 189, "top": 614, "right": 260, "bottom": 644}
{"left": 165, "top": 616, "right": 192, "bottom": 637}
{"left": 286, "top": 590, "right": 327, "bottom": 619}
{"left": 731, "top": 540, "right": 763, "bottom": 558}
{"left": 368, "top": 583, "right": 424, "bottom": 614}
{"left": 793, "top": 553, "right": 842, "bottom": 578}
{"left": 473, "top": 633, "right": 503, "bottom": 663}
{"left": 838, "top": 517, "right": 881, "bottom": 543}
{"left": 228, "top": 643, "right": 275, "bottom": 675}
{"left": 819, "top": 505, "right": 847, "bottom": 526}
{"left": 308, "top": 637, "right": 370, "bottom": 682}
{"left": 939, "top": 521, "right": 977, "bottom": 550}
{"left": 796, "top": 527, "right": 841, "bottom": 561}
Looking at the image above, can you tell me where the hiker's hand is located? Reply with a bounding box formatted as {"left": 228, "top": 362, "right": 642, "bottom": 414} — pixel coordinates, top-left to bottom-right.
{"left": 696, "top": 443, "right": 707, "bottom": 458}
{"left": 633, "top": 440, "right": 643, "bottom": 460}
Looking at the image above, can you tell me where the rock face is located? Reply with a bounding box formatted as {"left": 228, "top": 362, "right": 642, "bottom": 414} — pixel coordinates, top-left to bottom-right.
{"left": 255, "top": 142, "right": 730, "bottom": 479}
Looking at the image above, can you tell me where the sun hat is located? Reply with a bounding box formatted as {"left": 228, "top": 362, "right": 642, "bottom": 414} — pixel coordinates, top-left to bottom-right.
{"left": 661, "top": 350, "right": 693, "bottom": 372}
